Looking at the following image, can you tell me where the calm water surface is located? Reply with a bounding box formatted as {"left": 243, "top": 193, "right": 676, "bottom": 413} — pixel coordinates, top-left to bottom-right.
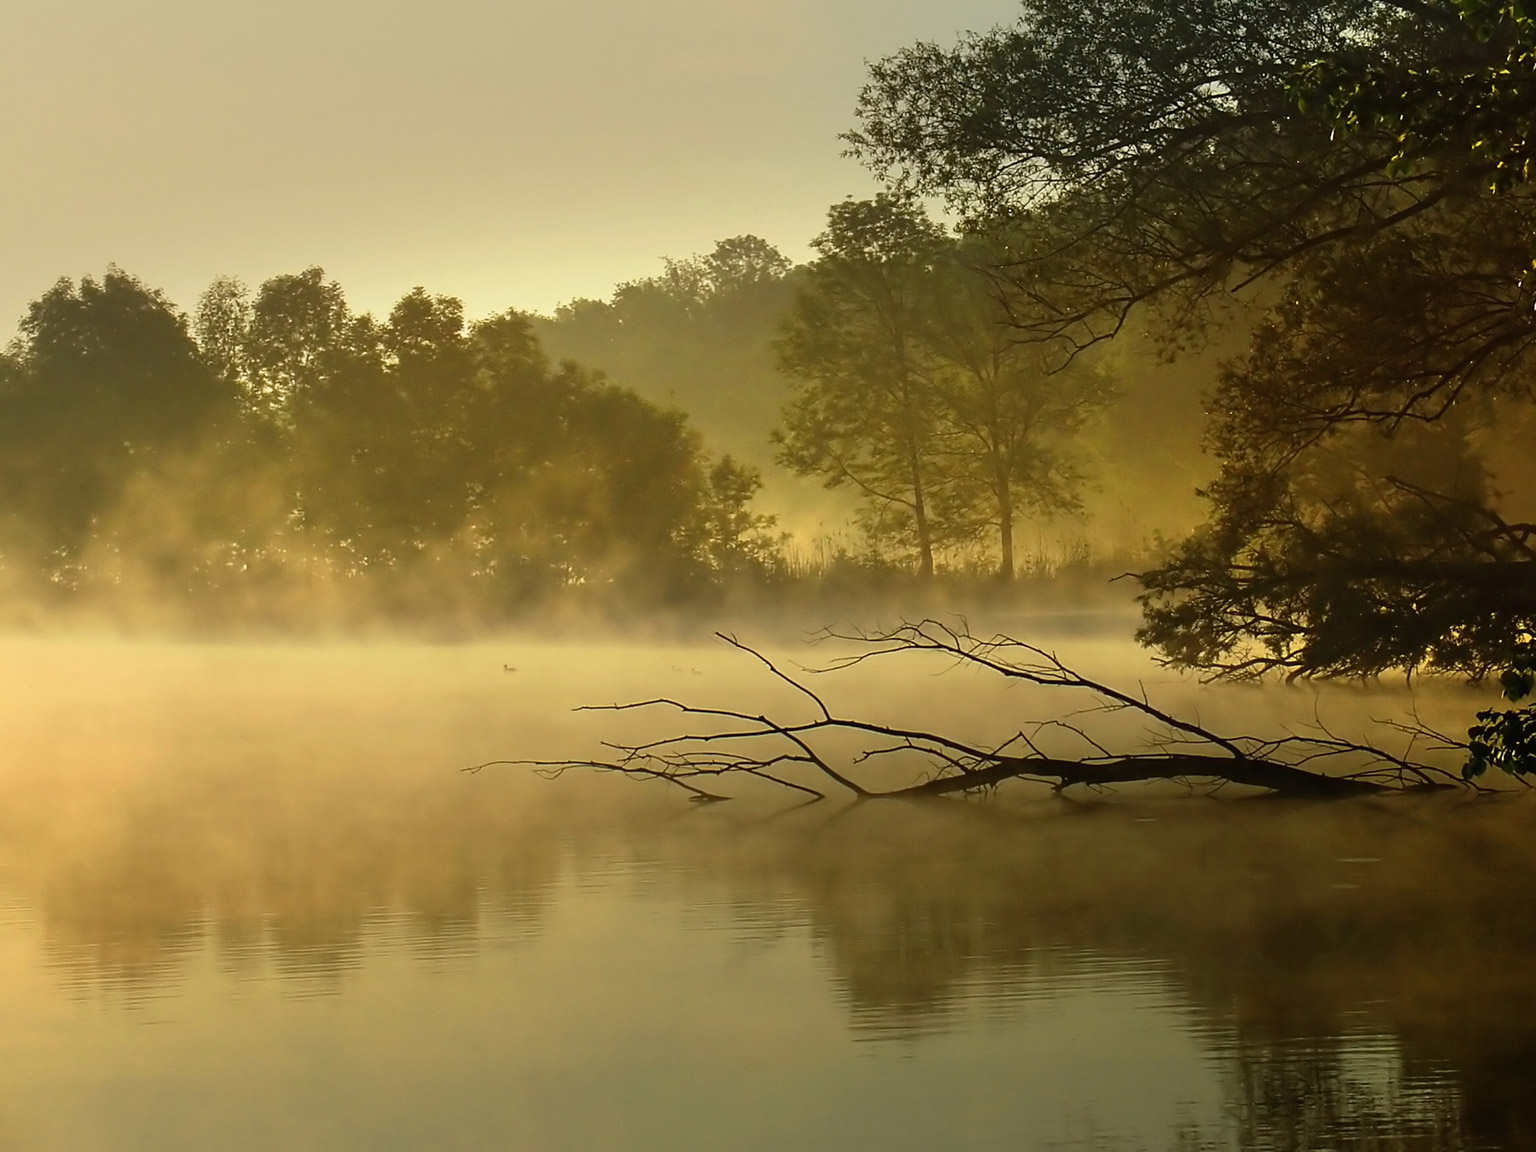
{"left": 0, "top": 633, "right": 1530, "bottom": 1151}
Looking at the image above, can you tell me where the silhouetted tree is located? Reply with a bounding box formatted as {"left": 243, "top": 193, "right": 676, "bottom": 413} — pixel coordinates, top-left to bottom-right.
{"left": 776, "top": 198, "right": 1113, "bottom": 576}
{"left": 849, "top": 0, "right": 1536, "bottom": 672}
{"left": 244, "top": 267, "right": 366, "bottom": 425}
{"left": 925, "top": 237, "right": 1115, "bottom": 576}
{"left": 0, "top": 264, "right": 781, "bottom": 619}
{"left": 849, "top": 0, "right": 1458, "bottom": 352}
{"left": 268, "top": 280, "right": 780, "bottom": 601}
{"left": 292, "top": 287, "right": 474, "bottom": 567}
{"left": 1299, "top": 0, "right": 1536, "bottom": 192}
{"left": 776, "top": 195, "right": 954, "bottom": 576}
{"left": 193, "top": 276, "right": 251, "bottom": 394}
{"left": 0, "top": 269, "right": 231, "bottom": 579}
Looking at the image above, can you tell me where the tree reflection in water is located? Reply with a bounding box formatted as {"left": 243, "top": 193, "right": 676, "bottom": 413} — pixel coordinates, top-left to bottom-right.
{"left": 2, "top": 693, "right": 1531, "bottom": 1149}
{"left": 650, "top": 797, "right": 1535, "bottom": 1151}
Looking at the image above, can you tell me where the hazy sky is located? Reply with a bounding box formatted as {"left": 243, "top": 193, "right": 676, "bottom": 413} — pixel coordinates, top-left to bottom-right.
{"left": 1, "top": 0, "right": 1019, "bottom": 326}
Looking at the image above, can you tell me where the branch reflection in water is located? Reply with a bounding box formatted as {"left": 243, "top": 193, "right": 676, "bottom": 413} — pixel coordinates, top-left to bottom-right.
{"left": 0, "top": 636, "right": 1529, "bottom": 1150}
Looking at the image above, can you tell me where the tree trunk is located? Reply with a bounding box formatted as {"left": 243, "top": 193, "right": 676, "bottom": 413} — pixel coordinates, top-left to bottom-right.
{"left": 911, "top": 452, "right": 934, "bottom": 578}
{"left": 887, "top": 754, "right": 1387, "bottom": 798}
{"left": 997, "top": 478, "right": 1015, "bottom": 579}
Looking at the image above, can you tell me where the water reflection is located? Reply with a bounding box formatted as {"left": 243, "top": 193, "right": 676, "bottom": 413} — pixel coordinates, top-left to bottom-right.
{"left": 682, "top": 798, "right": 1534, "bottom": 1150}
{"left": 0, "top": 639, "right": 1531, "bottom": 1150}
{"left": 22, "top": 769, "right": 568, "bottom": 1002}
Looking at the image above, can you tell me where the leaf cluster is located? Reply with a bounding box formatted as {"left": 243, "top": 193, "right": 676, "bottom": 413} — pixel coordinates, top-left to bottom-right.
{"left": 1465, "top": 635, "right": 1536, "bottom": 777}
{"left": 1298, "top": 0, "right": 1536, "bottom": 191}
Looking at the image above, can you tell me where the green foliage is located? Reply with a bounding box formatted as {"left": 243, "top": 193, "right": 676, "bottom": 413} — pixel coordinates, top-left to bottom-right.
{"left": 243, "top": 267, "right": 364, "bottom": 423}
{"left": 926, "top": 232, "right": 1117, "bottom": 575}
{"left": 849, "top": 0, "right": 1517, "bottom": 378}
{"left": 1296, "top": 0, "right": 1536, "bottom": 191}
{"left": 1497, "top": 638, "right": 1536, "bottom": 701}
{"left": 533, "top": 236, "right": 800, "bottom": 472}
{"left": 193, "top": 276, "right": 251, "bottom": 393}
{"left": 539, "top": 222, "right": 1114, "bottom": 581}
{"left": 1465, "top": 638, "right": 1536, "bottom": 778}
{"left": 851, "top": 0, "right": 1367, "bottom": 205}
{"left": 1137, "top": 186, "right": 1536, "bottom": 677}
{"left": 261, "top": 281, "right": 780, "bottom": 598}
{"left": 693, "top": 456, "right": 785, "bottom": 578}
{"left": 776, "top": 194, "right": 952, "bottom": 576}
{"left": 1136, "top": 414, "right": 1534, "bottom": 677}
{"left": 853, "top": 0, "right": 1536, "bottom": 675}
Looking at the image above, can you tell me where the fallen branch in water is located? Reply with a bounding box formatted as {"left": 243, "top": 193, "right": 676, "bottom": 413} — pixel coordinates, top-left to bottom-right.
{"left": 468, "top": 620, "right": 1477, "bottom": 801}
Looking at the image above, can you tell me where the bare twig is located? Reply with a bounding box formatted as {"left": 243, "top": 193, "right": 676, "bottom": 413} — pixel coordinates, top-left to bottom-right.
{"left": 481, "top": 622, "right": 1481, "bottom": 802}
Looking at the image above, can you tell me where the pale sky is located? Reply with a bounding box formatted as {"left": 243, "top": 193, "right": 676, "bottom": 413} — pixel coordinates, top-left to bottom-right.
{"left": 1, "top": 0, "right": 1019, "bottom": 327}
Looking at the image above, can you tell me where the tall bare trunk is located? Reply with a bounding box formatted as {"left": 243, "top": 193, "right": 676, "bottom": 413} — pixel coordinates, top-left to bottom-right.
{"left": 998, "top": 479, "right": 1015, "bottom": 579}
{"left": 911, "top": 453, "right": 934, "bottom": 578}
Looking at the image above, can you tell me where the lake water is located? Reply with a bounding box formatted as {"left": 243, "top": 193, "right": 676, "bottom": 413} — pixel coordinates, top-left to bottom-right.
{"left": 0, "top": 630, "right": 1531, "bottom": 1151}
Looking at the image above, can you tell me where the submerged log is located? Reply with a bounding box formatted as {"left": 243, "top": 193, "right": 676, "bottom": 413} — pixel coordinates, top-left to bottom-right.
{"left": 470, "top": 620, "right": 1471, "bottom": 801}
{"left": 891, "top": 754, "right": 1384, "bottom": 798}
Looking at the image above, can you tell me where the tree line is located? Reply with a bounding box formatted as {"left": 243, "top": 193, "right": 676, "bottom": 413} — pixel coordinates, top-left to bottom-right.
{"left": 525, "top": 0, "right": 1536, "bottom": 795}
{"left": 12, "top": 0, "right": 1533, "bottom": 716}
{"left": 0, "top": 212, "right": 1131, "bottom": 622}
{"left": 0, "top": 268, "right": 780, "bottom": 624}
{"left": 807, "top": 0, "right": 1536, "bottom": 784}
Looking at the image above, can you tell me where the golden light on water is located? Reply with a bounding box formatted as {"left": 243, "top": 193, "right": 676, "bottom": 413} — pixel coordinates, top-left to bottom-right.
{"left": 0, "top": 635, "right": 1528, "bottom": 1148}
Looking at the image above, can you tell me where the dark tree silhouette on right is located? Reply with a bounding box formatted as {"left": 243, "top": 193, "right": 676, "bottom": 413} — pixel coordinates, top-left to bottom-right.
{"left": 847, "top": 0, "right": 1536, "bottom": 763}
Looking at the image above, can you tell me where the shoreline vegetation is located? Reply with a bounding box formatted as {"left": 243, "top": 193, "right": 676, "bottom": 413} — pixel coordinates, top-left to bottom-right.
{"left": 0, "top": 250, "right": 1169, "bottom": 636}
{"left": 0, "top": 544, "right": 1151, "bottom": 639}
{"left": 0, "top": 229, "right": 1203, "bottom": 643}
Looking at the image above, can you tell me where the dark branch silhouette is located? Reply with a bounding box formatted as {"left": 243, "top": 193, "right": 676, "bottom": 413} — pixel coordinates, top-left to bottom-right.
{"left": 469, "top": 620, "right": 1477, "bottom": 801}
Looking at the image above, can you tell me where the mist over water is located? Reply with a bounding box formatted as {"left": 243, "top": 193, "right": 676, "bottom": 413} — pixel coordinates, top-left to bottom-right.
{"left": 0, "top": 632, "right": 1528, "bottom": 1150}
{"left": 7, "top": 0, "right": 1536, "bottom": 1143}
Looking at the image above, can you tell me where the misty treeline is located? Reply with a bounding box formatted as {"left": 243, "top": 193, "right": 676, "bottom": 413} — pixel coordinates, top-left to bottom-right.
{"left": 536, "top": 0, "right": 1536, "bottom": 794}
{"left": 0, "top": 267, "right": 786, "bottom": 624}
{"left": 9, "top": 0, "right": 1536, "bottom": 772}
{"left": 776, "top": 196, "right": 1114, "bottom": 580}
{"left": 541, "top": 209, "right": 1123, "bottom": 582}
{"left": 0, "top": 212, "right": 1143, "bottom": 626}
